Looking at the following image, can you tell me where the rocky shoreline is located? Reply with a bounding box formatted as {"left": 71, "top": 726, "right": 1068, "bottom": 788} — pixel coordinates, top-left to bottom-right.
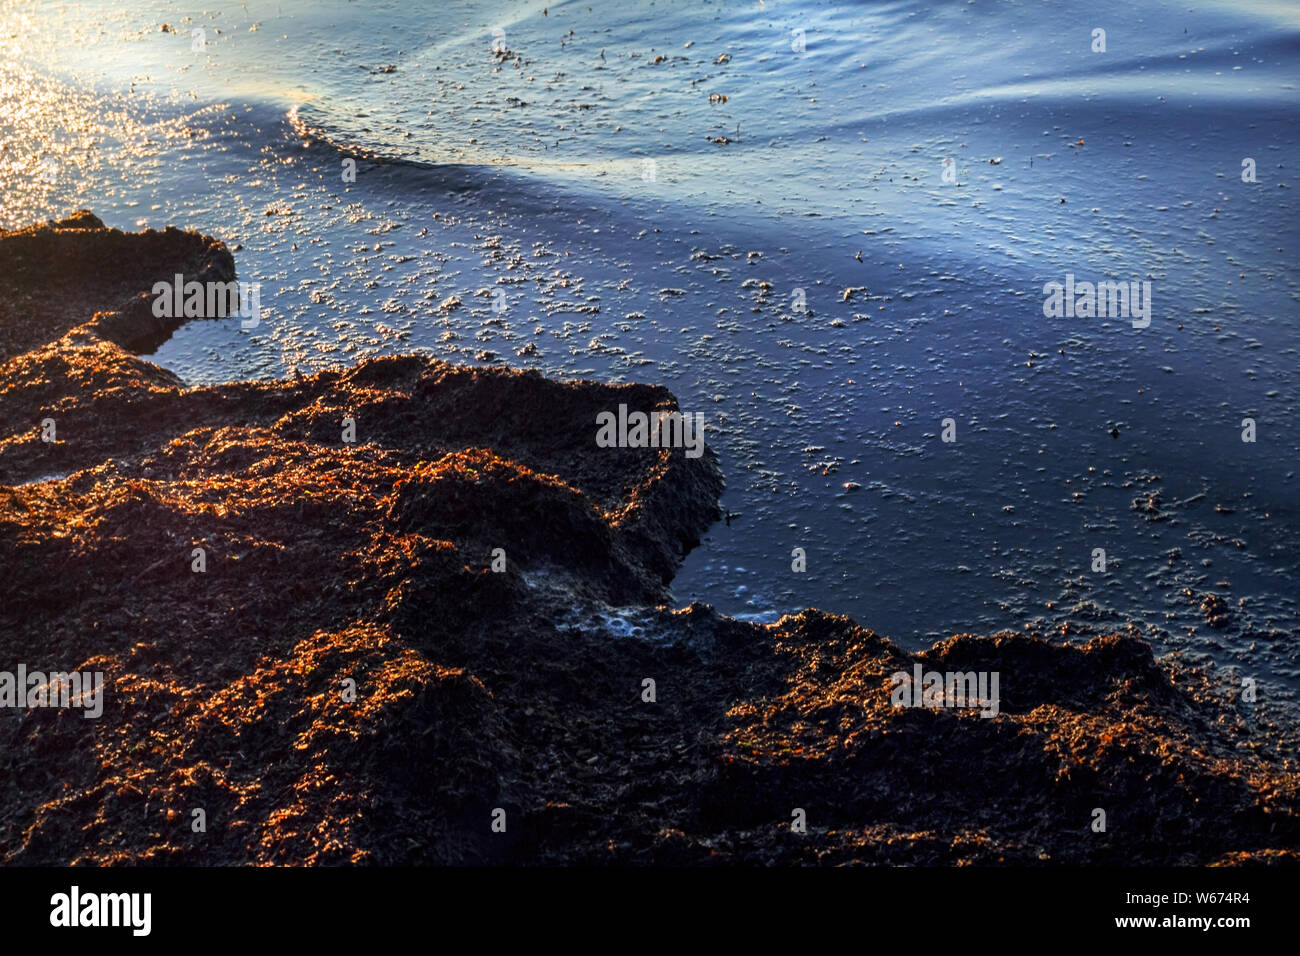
{"left": 1, "top": 214, "right": 1295, "bottom": 865}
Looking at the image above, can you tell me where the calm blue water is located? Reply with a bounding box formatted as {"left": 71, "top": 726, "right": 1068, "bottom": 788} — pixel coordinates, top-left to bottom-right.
{"left": 2, "top": 0, "right": 1297, "bottom": 707}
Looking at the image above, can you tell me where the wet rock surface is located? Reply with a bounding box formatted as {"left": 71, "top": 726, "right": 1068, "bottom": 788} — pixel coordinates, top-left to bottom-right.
{"left": 1, "top": 216, "right": 1295, "bottom": 865}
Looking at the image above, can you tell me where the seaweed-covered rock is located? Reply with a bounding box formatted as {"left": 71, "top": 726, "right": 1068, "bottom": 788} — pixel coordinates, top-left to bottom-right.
{"left": 0, "top": 215, "right": 1294, "bottom": 865}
